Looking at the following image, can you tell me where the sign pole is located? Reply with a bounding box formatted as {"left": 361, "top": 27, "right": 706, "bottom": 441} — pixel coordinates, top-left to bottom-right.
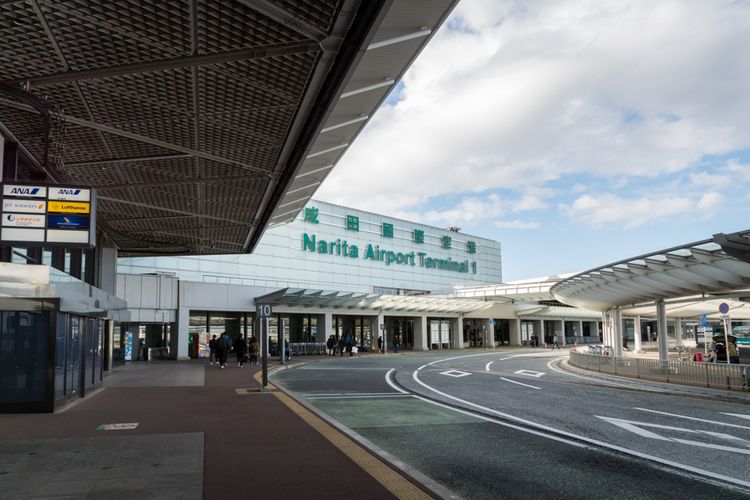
{"left": 261, "top": 317, "right": 268, "bottom": 387}
{"left": 724, "top": 316, "right": 731, "bottom": 364}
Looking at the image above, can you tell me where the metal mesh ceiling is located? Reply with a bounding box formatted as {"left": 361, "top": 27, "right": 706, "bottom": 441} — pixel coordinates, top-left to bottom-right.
{"left": 1, "top": 0, "right": 460, "bottom": 256}
{"left": 0, "top": 0, "right": 350, "bottom": 255}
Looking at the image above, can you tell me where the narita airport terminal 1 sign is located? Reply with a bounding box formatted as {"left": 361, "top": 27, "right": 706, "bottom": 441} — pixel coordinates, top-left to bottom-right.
{"left": 1, "top": 183, "right": 96, "bottom": 247}
{"left": 302, "top": 232, "right": 477, "bottom": 274}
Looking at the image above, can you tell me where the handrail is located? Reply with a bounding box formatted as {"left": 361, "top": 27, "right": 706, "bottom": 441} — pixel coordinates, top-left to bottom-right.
{"left": 569, "top": 351, "right": 749, "bottom": 391}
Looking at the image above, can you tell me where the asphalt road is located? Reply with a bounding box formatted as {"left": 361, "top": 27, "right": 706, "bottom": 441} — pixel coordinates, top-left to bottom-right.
{"left": 272, "top": 349, "right": 750, "bottom": 499}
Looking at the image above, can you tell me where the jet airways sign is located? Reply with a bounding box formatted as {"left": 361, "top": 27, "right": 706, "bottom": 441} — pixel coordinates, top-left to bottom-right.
{"left": 0, "top": 183, "right": 96, "bottom": 247}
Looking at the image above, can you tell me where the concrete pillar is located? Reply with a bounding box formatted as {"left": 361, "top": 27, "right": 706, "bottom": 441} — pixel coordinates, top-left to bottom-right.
{"left": 453, "top": 316, "right": 464, "bottom": 349}
{"left": 377, "top": 312, "right": 385, "bottom": 353}
{"left": 486, "top": 319, "right": 495, "bottom": 348}
{"left": 319, "top": 312, "right": 333, "bottom": 340}
{"left": 413, "top": 315, "right": 428, "bottom": 351}
{"left": 560, "top": 319, "right": 566, "bottom": 346}
{"left": 511, "top": 318, "right": 521, "bottom": 346}
{"left": 578, "top": 320, "right": 583, "bottom": 343}
{"left": 675, "top": 318, "right": 683, "bottom": 347}
{"left": 613, "top": 307, "right": 623, "bottom": 357}
{"left": 177, "top": 306, "right": 190, "bottom": 360}
{"left": 656, "top": 299, "right": 668, "bottom": 363}
{"left": 634, "top": 316, "right": 642, "bottom": 352}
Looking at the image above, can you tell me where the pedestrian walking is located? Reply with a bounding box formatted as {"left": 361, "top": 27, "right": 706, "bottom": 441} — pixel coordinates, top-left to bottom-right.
{"left": 552, "top": 335, "right": 561, "bottom": 350}
{"left": 377, "top": 335, "right": 383, "bottom": 353}
{"left": 235, "top": 336, "right": 247, "bottom": 367}
{"left": 248, "top": 337, "right": 259, "bottom": 364}
{"left": 338, "top": 335, "right": 345, "bottom": 356}
{"left": 344, "top": 332, "right": 352, "bottom": 356}
{"left": 216, "top": 333, "right": 232, "bottom": 368}
{"left": 326, "top": 334, "right": 336, "bottom": 356}
{"left": 208, "top": 335, "right": 217, "bottom": 365}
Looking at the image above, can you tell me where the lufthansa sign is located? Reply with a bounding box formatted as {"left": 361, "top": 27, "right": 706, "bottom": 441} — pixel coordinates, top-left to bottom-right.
{"left": 47, "top": 201, "right": 90, "bottom": 214}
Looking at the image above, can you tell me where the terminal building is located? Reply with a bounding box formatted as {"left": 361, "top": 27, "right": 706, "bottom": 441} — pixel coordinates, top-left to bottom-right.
{"left": 114, "top": 199, "right": 603, "bottom": 364}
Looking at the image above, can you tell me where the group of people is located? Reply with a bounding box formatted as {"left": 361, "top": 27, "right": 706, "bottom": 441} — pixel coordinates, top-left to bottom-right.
{"left": 208, "top": 334, "right": 259, "bottom": 368}
{"left": 326, "top": 333, "right": 359, "bottom": 356}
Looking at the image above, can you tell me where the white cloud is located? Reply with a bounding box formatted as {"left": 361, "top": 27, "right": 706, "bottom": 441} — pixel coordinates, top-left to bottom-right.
{"left": 560, "top": 191, "right": 724, "bottom": 228}
{"left": 318, "top": 0, "right": 750, "bottom": 218}
{"left": 494, "top": 220, "right": 541, "bottom": 229}
{"left": 417, "top": 194, "right": 507, "bottom": 227}
{"left": 689, "top": 171, "right": 731, "bottom": 189}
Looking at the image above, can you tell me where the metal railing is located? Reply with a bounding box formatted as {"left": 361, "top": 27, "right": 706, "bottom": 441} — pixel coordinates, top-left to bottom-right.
{"left": 569, "top": 351, "right": 750, "bottom": 391}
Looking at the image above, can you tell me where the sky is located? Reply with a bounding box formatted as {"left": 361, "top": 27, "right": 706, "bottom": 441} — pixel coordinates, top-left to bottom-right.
{"left": 316, "top": 0, "right": 750, "bottom": 282}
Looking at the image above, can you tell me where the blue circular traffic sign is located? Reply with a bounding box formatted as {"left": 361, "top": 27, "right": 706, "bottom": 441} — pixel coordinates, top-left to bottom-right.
{"left": 719, "top": 302, "right": 730, "bottom": 314}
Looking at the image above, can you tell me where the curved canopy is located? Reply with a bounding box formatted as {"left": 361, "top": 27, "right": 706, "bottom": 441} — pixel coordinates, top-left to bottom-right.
{"left": 551, "top": 231, "right": 750, "bottom": 315}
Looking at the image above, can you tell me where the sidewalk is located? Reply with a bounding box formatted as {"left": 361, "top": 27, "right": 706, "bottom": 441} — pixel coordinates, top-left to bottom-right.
{"left": 0, "top": 359, "right": 434, "bottom": 499}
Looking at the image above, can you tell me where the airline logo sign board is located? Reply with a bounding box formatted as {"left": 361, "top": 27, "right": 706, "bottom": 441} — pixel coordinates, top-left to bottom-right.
{"left": 0, "top": 183, "right": 96, "bottom": 247}
{"left": 2, "top": 199, "right": 46, "bottom": 213}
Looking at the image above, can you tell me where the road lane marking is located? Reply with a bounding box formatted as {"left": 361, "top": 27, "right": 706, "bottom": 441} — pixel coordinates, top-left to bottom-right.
{"left": 485, "top": 361, "right": 494, "bottom": 371}
{"left": 440, "top": 369, "right": 471, "bottom": 378}
{"left": 411, "top": 354, "right": 750, "bottom": 490}
{"left": 635, "top": 408, "right": 750, "bottom": 430}
{"left": 500, "top": 377, "right": 541, "bottom": 390}
{"left": 386, "top": 368, "right": 409, "bottom": 394}
{"left": 597, "top": 416, "right": 750, "bottom": 455}
{"left": 722, "top": 413, "right": 750, "bottom": 421}
{"left": 308, "top": 394, "right": 411, "bottom": 400}
{"left": 514, "top": 369, "right": 545, "bottom": 378}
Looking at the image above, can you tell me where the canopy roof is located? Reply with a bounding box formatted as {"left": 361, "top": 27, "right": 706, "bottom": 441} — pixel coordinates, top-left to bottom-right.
{"left": 0, "top": 0, "right": 457, "bottom": 255}
{"left": 255, "top": 287, "right": 493, "bottom": 314}
{"left": 551, "top": 231, "right": 750, "bottom": 316}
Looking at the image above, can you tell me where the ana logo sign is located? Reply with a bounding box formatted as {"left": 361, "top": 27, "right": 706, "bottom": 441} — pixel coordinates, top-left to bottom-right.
{"left": 3, "top": 185, "right": 47, "bottom": 198}
{"left": 11, "top": 187, "right": 39, "bottom": 195}
{"left": 48, "top": 187, "right": 90, "bottom": 202}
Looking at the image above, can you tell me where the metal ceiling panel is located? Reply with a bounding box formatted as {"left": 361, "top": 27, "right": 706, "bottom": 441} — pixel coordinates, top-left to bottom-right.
{"left": 0, "top": 0, "right": 458, "bottom": 256}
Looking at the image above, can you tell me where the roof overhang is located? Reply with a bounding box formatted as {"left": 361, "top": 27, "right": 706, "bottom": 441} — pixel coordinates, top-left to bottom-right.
{"left": 0, "top": 0, "right": 458, "bottom": 256}
{"left": 551, "top": 230, "right": 750, "bottom": 318}
{"left": 255, "top": 287, "right": 493, "bottom": 314}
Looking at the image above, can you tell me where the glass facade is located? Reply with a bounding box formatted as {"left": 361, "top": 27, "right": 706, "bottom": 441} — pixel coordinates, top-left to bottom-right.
{"left": 118, "top": 200, "right": 503, "bottom": 295}
{"left": 0, "top": 307, "right": 51, "bottom": 405}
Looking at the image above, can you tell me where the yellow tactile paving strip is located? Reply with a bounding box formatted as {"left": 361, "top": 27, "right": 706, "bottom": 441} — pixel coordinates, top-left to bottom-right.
{"left": 248, "top": 371, "right": 433, "bottom": 500}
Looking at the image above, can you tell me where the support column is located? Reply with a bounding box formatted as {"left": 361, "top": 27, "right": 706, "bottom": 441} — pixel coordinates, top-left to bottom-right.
{"left": 177, "top": 306, "right": 190, "bottom": 360}
{"left": 560, "top": 319, "right": 566, "bottom": 346}
{"left": 319, "top": 312, "right": 333, "bottom": 340}
{"left": 577, "top": 320, "right": 583, "bottom": 344}
{"left": 656, "top": 299, "right": 668, "bottom": 363}
{"left": 511, "top": 319, "right": 521, "bottom": 346}
{"left": 486, "top": 319, "right": 495, "bottom": 348}
{"left": 675, "top": 318, "right": 683, "bottom": 347}
{"left": 453, "top": 316, "right": 464, "bottom": 349}
{"left": 634, "top": 316, "right": 642, "bottom": 352}
{"left": 534, "top": 319, "right": 555, "bottom": 346}
{"left": 613, "top": 307, "right": 623, "bottom": 357}
{"left": 377, "top": 312, "right": 385, "bottom": 353}
{"left": 413, "top": 315, "right": 428, "bottom": 351}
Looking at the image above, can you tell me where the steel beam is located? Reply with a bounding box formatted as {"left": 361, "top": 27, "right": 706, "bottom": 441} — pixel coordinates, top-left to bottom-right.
{"left": 24, "top": 42, "right": 321, "bottom": 87}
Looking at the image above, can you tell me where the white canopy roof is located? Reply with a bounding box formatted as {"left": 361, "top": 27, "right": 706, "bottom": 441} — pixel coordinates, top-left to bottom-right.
{"left": 551, "top": 231, "right": 750, "bottom": 319}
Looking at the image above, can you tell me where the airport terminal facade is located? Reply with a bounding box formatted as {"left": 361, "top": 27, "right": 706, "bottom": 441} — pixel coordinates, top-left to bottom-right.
{"left": 115, "top": 200, "right": 601, "bottom": 362}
